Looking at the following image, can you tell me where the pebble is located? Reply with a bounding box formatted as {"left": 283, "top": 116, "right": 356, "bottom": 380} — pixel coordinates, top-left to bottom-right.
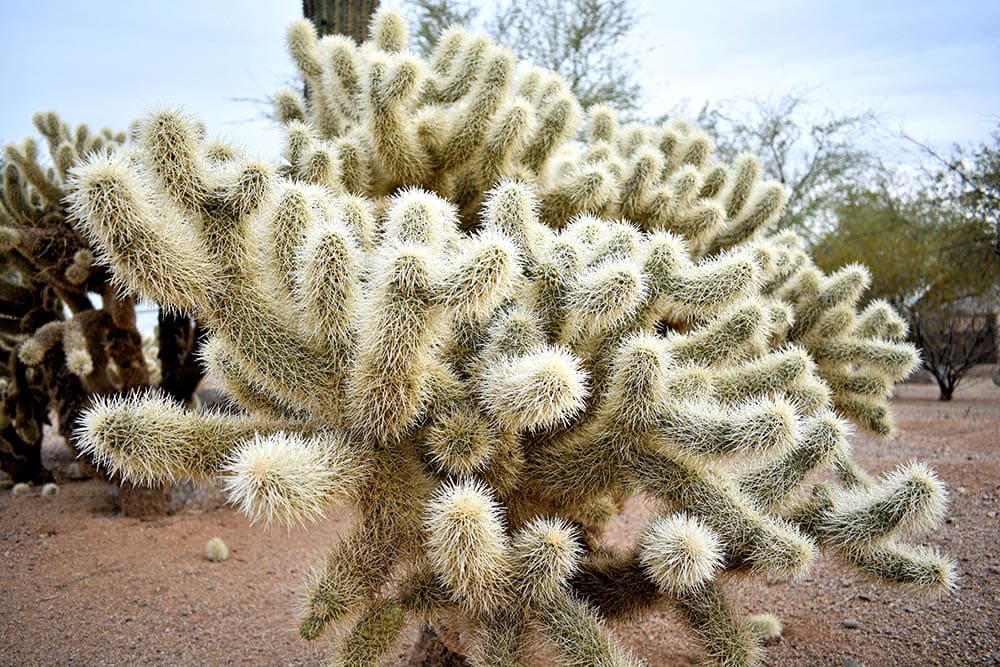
{"left": 988, "top": 511, "right": 996, "bottom": 518}
{"left": 904, "top": 606, "right": 917, "bottom": 613}
{"left": 843, "top": 660, "right": 862, "bottom": 667}
{"left": 858, "top": 593, "right": 873, "bottom": 601}
{"left": 842, "top": 619, "right": 860, "bottom": 629}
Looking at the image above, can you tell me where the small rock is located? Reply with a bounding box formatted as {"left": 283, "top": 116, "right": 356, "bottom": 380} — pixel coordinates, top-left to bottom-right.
{"left": 957, "top": 486, "right": 967, "bottom": 495}
{"left": 842, "top": 619, "right": 860, "bottom": 629}
{"left": 858, "top": 593, "right": 873, "bottom": 602}
{"left": 904, "top": 606, "right": 917, "bottom": 613}
{"left": 988, "top": 511, "right": 996, "bottom": 519}
{"left": 843, "top": 659, "right": 862, "bottom": 667}
{"left": 180, "top": 608, "right": 191, "bottom": 617}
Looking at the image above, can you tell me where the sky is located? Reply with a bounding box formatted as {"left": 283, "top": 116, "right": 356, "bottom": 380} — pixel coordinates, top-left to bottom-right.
{"left": 636, "top": 0, "right": 1000, "bottom": 155}
{"left": 0, "top": 0, "right": 998, "bottom": 161}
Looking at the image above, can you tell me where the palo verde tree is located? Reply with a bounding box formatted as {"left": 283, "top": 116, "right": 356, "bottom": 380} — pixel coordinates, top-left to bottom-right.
{"left": 814, "top": 172, "right": 999, "bottom": 401}
{"left": 70, "top": 10, "right": 954, "bottom": 665}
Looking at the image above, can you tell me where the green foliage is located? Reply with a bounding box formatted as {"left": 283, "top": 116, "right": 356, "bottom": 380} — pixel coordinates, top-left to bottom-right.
{"left": 67, "top": 10, "right": 954, "bottom": 666}
{"left": 815, "top": 184, "right": 995, "bottom": 305}
{"left": 813, "top": 187, "right": 923, "bottom": 304}
{"left": 813, "top": 164, "right": 999, "bottom": 400}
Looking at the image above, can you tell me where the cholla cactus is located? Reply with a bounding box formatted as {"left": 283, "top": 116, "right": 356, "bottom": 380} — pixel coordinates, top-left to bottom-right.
{"left": 69, "top": 11, "right": 954, "bottom": 666}
{"left": 0, "top": 113, "right": 203, "bottom": 491}
{"left": 0, "top": 114, "right": 126, "bottom": 482}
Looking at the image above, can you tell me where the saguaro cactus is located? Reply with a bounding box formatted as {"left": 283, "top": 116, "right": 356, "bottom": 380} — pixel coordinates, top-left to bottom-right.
{"left": 69, "top": 11, "right": 954, "bottom": 665}
{"left": 303, "top": 0, "right": 379, "bottom": 41}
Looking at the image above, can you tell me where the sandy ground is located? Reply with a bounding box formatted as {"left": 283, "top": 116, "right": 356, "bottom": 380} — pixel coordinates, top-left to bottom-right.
{"left": 2, "top": 371, "right": 998, "bottom": 666}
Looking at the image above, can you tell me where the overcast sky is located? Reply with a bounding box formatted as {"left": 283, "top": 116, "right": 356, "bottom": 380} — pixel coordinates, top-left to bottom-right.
{"left": 1, "top": 0, "right": 997, "bottom": 160}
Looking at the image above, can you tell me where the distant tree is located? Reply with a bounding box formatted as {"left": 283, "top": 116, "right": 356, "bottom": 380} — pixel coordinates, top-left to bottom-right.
{"left": 909, "top": 123, "right": 1000, "bottom": 258}
{"left": 404, "top": 0, "right": 643, "bottom": 112}
{"left": 956, "top": 128, "right": 1000, "bottom": 255}
{"left": 910, "top": 309, "right": 996, "bottom": 401}
{"left": 812, "top": 183, "right": 927, "bottom": 306}
{"left": 813, "top": 177, "right": 999, "bottom": 400}
{"left": 687, "top": 92, "right": 883, "bottom": 239}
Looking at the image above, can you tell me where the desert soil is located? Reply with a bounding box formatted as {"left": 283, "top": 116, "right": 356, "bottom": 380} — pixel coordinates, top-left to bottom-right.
{"left": 2, "top": 370, "right": 999, "bottom": 667}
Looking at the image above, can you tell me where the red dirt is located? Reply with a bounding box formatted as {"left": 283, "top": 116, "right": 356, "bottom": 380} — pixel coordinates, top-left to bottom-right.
{"left": 2, "top": 371, "right": 999, "bottom": 666}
